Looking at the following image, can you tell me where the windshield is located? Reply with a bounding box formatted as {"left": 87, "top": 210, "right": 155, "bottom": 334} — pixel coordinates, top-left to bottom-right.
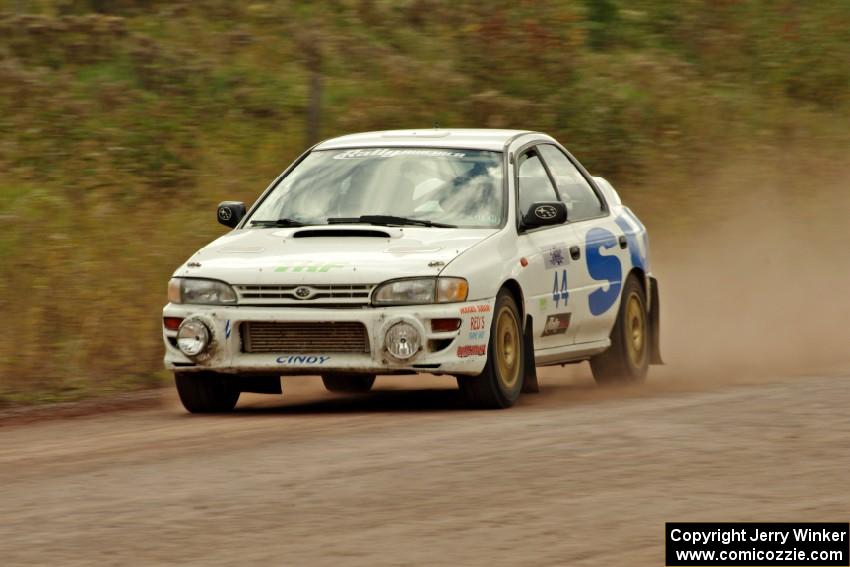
{"left": 247, "top": 148, "right": 504, "bottom": 228}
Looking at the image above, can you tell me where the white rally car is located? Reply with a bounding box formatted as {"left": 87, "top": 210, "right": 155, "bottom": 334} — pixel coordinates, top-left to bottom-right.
{"left": 163, "top": 129, "right": 662, "bottom": 412}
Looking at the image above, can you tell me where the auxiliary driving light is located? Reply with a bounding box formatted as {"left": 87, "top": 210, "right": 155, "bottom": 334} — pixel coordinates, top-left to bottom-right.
{"left": 176, "top": 318, "right": 211, "bottom": 357}
{"left": 385, "top": 322, "right": 421, "bottom": 360}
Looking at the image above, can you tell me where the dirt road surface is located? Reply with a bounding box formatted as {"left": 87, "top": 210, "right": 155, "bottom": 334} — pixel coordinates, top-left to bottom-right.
{"left": 2, "top": 369, "right": 849, "bottom": 566}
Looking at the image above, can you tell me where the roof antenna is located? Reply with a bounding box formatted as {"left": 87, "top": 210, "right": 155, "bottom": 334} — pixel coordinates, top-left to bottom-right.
{"left": 433, "top": 121, "right": 440, "bottom": 129}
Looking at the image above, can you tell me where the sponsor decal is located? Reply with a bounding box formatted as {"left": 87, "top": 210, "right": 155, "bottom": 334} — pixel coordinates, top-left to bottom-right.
{"left": 538, "top": 297, "right": 548, "bottom": 310}
{"left": 464, "top": 314, "right": 488, "bottom": 340}
{"left": 460, "top": 304, "right": 491, "bottom": 314}
{"left": 541, "top": 313, "right": 571, "bottom": 337}
{"left": 457, "top": 344, "right": 486, "bottom": 358}
{"left": 613, "top": 211, "right": 649, "bottom": 272}
{"left": 224, "top": 320, "right": 232, "bottom": 339}
{"left": 275, "top": 262, "right": 347, "bottom": 273}
{"left": 217, "top": 206, "right": 233, "bottom": 221}
{"left": 473, "top": 213, "right": 500, "bottom": 224}
{"left": 542, "top": 243, "right": 568, "bottom": 269}
{"left": 585, "top": 227, "right": 622, "bottom": 316}
{"left": 333, "top": 148, "right": 467, "bottom": 160}
{"left": 552, "top": 269, "right": 569, "bottom": 308}
{"left": 276, "top": 355, "right": 331, "bottom": 364}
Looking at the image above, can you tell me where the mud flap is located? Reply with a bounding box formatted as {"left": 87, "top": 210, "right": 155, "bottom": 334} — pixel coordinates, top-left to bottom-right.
{"left": 649, "top": 277, "right": 664, "bottom": 365}
{"left": 521, "top": 315, "right": 540, "bottom": 393}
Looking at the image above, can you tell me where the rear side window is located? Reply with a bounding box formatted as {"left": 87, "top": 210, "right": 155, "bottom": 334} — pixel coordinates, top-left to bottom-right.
{"left": 538, "top": 144, "right": 603, "bottom": 221}
{"left": 517, "top": 151, "right": 558, "bottom": 215}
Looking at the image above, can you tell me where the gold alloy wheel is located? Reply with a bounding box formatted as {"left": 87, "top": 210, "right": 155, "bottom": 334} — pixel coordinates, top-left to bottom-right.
{"left": 625, "top": 291, "right": 647, "bottom": 368}
{"left": 495, "top": 306, "right": 521, "bottom": 390}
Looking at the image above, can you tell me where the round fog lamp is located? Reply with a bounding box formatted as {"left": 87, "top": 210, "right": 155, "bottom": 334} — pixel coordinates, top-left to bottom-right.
{"left": 177, "top": 318, "right": 210, "bottom": 357}
{"left": 385, "top": 322, "right": 421, "bottom": 360}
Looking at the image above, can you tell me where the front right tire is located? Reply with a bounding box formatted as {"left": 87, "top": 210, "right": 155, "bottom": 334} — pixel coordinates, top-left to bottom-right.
{"left": 174, "top": 371, "right": 240, "bottom": 413}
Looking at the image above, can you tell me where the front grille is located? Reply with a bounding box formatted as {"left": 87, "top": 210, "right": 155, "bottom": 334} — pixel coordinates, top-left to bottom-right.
{"left": 234, "top": 284, "right": 375, "bottom": 306}
{"left": 241, "top": 321, "right": 370, "bottom": 354}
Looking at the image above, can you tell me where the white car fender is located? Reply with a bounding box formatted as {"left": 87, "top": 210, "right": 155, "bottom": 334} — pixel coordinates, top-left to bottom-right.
{"left": 439, "top": 228, "right": 525, "bottom": 301}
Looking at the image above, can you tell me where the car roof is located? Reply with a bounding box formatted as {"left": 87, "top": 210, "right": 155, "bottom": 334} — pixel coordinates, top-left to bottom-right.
{"left": 314, "top": 129, "right": 543, "bottom": 152}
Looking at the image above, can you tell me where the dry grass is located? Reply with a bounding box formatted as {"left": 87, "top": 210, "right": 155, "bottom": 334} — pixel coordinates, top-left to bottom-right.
{"left": 0, "top": 1, "right": 848, "bottom": 403}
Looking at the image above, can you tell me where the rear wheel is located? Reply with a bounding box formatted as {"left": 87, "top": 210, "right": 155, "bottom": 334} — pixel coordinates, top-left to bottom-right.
{"left": 457, "top": 290, "right": 524, "bottom": 408}
{"left": 174, "top": 372, "right": 240, "bottom": 413}
{"left": 322, "top": 373, "right": 376, "bottom": 393}
{"left": 590, "top": 273, "right": 649, "bottom": 384}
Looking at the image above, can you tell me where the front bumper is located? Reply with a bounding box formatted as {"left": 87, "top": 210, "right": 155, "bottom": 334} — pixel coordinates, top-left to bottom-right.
{"left": 162, "top": 299, "right": 495, "bottom": 376}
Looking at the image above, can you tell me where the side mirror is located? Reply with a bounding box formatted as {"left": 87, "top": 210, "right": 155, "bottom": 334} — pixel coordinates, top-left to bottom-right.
{"left": 217, "top": 201, "right": 246, "bottom": 228}
{"left": 521, "top": 201, "right": 567, "bottom": 229}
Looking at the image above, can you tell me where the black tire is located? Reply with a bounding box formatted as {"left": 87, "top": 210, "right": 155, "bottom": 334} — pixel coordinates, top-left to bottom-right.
{"left": 590, "top": 273, "right": 650, "bottom": 385}
{"left": 457, "top": 290, "right": 524, "bottom": 409}
{"left": 174, "top": 372, "right": 240, "bottom": 413}
{"left": 321, "top": 373, "right": 376, "bottom": 393}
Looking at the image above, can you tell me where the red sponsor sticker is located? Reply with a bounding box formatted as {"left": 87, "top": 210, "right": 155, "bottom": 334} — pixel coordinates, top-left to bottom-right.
{"left": 457, "top": 344, "right": 486, "bottom": 358}
{"left": 541, "top": 313, "right": 571, "bottom": 337}
{"left": 460, "top": 304, "right": 491, "bottom": 315}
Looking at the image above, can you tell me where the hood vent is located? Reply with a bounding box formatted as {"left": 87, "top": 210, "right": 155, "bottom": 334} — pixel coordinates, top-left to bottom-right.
{"left": 293, "top": 228, "right": 391, "bottom": 239}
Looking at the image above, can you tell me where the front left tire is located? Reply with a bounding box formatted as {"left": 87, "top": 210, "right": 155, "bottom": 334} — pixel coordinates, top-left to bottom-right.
{"left": 174, "top": 371, "right": 240, "bottom": 413}
{"left": 457, "top": 289, "right": 524, "bottom": 409}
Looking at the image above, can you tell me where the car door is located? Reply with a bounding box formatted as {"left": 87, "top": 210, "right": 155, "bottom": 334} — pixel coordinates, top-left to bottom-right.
{"left": 536, "top": 144, "right": 631, "bottom": 344}
{"left": 515, "top": 147, "right": 582, "bottom": 348}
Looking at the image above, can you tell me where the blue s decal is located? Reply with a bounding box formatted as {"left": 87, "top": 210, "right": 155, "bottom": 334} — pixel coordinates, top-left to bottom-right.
{"left": 613, "top": 210, "right": 648, "bottom": 272}
{"left": 585, "top": 227, "right": 622, "bottom": 316}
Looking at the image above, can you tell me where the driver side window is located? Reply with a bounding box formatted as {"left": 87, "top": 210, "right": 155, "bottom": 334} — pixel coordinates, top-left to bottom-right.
{"left": 537, "top": 144, "right": 603, "bottom": 221}
{"left": 517, "top": 151, "right": 558, "bottom": 215}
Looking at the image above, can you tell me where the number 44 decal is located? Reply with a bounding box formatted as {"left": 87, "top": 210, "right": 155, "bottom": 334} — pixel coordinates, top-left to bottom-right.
{"left": 552, "top": 270, "right": 569, "bottom": 308}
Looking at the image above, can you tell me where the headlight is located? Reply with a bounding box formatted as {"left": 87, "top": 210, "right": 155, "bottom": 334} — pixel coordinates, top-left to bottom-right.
{"left": 176, "top": 318, "right": 211, "bottom": 356}
{"left": 372, "top": 277, "right": 468, "bottom": 306}
{"left": 168, "top": 278, "right": 237, "bottom": 305}
{"left": 435, "top": 278, "right": 469, "bottom": 303}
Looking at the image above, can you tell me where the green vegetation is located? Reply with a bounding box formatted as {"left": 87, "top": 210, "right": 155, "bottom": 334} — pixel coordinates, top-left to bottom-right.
{"left": 1, "top": 0, "right": 848, "bottom": 404}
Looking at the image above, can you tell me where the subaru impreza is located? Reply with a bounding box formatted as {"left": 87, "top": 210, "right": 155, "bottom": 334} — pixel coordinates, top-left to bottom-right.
{"left": 163, "top": 129, "right": 662, "bottom": 412}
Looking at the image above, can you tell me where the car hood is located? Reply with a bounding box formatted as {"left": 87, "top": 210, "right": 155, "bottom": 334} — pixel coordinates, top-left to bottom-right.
{"left": 173, "top": 225, "right": 498, "bottom": 285}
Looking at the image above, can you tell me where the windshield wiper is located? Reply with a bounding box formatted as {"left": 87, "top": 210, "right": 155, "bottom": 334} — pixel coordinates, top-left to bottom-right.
{"left": 326, "top": 215, "right": 457, "bottom": 228}
{"left": 250, "top": 218, "right": 307, "bottom": 227}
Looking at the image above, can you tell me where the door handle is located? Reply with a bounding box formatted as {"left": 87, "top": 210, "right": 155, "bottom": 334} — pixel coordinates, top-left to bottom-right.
{"left": 569, "top": 245, "right": 581, "bottom": 260}
{"left": 618, "top": 235, "right": 628, "bottom": 249}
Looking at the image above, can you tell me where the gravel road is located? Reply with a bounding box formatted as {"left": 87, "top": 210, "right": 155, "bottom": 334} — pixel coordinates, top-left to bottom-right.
{"left": 2, "top": 369, "right": 849, "bottom": 566}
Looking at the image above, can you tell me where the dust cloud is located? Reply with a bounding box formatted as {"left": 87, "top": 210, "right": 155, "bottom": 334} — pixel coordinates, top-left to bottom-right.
{"left": 632, "top": 154, "right": 850, "bottom": 384}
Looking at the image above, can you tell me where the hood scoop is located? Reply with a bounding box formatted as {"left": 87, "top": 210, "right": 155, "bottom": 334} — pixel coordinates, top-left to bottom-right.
{"left": 293, "top": 228, "right": 391, "bottom": 239}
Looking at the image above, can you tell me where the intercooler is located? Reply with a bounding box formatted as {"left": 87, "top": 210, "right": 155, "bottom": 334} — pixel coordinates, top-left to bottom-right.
{"left": 240, "top": 321, "right": 370, "bottom": 354}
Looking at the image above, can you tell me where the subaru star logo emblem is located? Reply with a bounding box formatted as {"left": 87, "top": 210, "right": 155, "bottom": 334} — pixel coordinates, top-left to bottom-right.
{"left": 534, "top": 205, "right": 557, "bottom": 220}
{"left": 218, "top": 207, "right": 232, "bottom": 221}
{"left": 293, "top": 286, "right": 313, "bottom": 299}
